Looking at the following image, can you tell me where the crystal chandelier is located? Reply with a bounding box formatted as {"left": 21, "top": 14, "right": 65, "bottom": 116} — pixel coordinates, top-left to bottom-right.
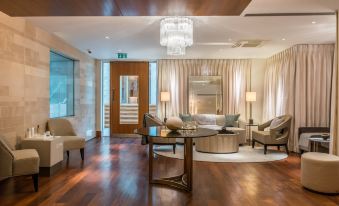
{"left": 160, "top": 17, "right": 193, "bottom": 55}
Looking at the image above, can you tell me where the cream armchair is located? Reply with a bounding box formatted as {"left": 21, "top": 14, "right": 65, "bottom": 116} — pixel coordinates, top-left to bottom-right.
{"left": 143, "top": 113, "right": 176, "bottom": 154}
{"left": 47, "top": 118, "right": 85, "bottom": 160}
{"left": 0, "top": 137, "right": 40, "bottom": 192}
{"left": 252, "top": 115, "right": 292, "bottom": 155}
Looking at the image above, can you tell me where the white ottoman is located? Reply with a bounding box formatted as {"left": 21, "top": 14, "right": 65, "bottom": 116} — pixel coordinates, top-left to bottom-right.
{"left": 301, "top": 152, "right": 339, "bottom": 194}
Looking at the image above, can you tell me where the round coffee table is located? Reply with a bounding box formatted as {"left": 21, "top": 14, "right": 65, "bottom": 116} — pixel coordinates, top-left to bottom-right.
{"left": 136, "top": 126, "right": 218, "bottom": 192}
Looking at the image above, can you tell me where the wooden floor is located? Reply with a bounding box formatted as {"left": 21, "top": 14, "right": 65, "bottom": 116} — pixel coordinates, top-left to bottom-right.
{"left": 1, "top": 137, "right": 338, "bottom": 206}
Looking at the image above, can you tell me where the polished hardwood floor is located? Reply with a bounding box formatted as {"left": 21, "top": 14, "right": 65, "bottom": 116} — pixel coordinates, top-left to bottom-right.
{"left": 0, "top": 137, "right": 338, "bottom": 206}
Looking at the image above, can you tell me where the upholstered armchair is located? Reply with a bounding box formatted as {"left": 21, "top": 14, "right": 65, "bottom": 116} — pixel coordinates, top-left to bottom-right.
{"left": 47, "top": 118, "right": 85, "bottom": 160}
{"left": 0, "top": 137, "right": 39, "bottom": 192}
{"left": 252, "top": 115, "right": 292, "bottom": 155}
{"left": 143, "top": 113, "right": 176, "bottom": 154}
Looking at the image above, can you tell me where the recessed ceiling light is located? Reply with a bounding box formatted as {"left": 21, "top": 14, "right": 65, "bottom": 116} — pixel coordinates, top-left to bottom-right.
{"left": 282, "top": 38, "right": 286, "bottom": 41}
{"left": 105, "top": 36, "right": 110, "bottom": 39}
{"left": 312, "top": 21, "right": 316, "bottom": 24}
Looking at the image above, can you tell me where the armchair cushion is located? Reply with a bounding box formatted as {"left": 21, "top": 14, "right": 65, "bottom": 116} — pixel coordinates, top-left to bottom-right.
{"left": 252, "top": 131, "right": 271, "bottom": 144}
{"left": 270, "top": 117, "right": 285, "bottom": 129}
{"left": 12, "top": 149, "right": 39, "bottom": 176}
{"left": 60, "top": 136, "right": 86, "bottom": 151}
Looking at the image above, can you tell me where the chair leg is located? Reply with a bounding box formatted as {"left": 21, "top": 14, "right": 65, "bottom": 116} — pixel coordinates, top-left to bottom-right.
{"left": 173, "top": 144, "right": 176, "bottom": 154}
{"left": 252, "top": 140, "right": 255, "bottom": 148}
{"left": 80, "top": 148, "right": 84, "bottom": 160}
{"left": 32, "top": 174, "right": 39, "bottom": 192}
{"left": 277, "top": 146, "right": 280, "bottom": 150}
{"left": 285, "top": 144, "right": 289, "bottom": 155}
{"left": 264, "top": 145, "right": 267, "bottom": 155}
{"left": 66, "top": 151, "right": 69, "bottom": 159}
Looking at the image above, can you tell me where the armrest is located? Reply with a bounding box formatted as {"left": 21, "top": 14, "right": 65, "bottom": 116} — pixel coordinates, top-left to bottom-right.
{"left": 0, "top": 145, "right": 14, "bottom": 178}
{"left": 258, "top": 120, "right": 273, "bottom": 131}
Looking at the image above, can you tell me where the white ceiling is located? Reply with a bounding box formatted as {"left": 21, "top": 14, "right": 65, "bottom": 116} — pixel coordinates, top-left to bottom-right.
{"left": 23, "top": 0, "right": 338, "bottom": 60}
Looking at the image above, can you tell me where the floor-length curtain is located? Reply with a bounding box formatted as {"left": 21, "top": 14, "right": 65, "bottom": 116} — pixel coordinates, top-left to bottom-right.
{"left": 330, "top": 12, "right": 339, "bottom": 156}
{"left": 157, "top": 59, "right": 250, "bottom": 120}
{"left": 263, "top": 44, "right": 334, "bottom": 152}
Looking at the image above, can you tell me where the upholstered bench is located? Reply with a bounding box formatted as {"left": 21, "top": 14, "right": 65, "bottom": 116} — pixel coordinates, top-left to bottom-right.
{"left": 301, "top": 152, "right": 339, "bottom": 194}
{"left": 195, "top": 133, "right": 239, "bottom": 154}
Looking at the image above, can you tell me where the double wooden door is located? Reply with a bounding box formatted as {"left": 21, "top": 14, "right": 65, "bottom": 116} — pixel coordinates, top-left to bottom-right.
{"left": 110, "top": 62, "right": 149, "bottom": 134}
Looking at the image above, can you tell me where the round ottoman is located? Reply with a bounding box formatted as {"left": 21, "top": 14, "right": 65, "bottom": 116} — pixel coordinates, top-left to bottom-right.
{"left": 301, "top": 152, "right": 339, "bottom": 194}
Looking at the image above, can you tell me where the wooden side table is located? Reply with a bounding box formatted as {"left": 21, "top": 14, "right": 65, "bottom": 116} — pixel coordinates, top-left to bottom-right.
{"left": 21, "top": 136, "right": 63, "bottom": 176}
{"left": 245, "top": 123, "right": 259, "bottom": 145}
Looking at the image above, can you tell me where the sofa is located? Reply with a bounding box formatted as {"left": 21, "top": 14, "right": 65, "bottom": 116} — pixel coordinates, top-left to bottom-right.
{"left": 178, "top": 114, "right": 246, "bottom": 145}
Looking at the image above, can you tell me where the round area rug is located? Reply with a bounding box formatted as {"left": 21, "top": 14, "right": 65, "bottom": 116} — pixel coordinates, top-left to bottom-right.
{"left": 154, "top": 145, "right": 288, "bottom": 163}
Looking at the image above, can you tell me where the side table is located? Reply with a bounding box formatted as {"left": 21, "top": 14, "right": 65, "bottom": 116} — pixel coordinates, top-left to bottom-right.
{"left": 21, "top": 136, "right": 63, "bottom": 176}
{"left": 309, "top": 137, "right": 330, "bottom": 153}
{"left": 245, "top": 123, "right": 259, "bottom": 145}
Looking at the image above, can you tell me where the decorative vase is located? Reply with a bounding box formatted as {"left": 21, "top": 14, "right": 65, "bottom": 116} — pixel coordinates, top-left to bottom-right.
{"left": 165, "top": 117, "right": 184, "bottom": 131}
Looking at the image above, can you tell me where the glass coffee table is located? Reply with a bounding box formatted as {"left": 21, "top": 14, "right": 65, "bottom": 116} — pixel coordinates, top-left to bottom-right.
{"left": 136, "top": 126, "right": 218, "bottom": 192}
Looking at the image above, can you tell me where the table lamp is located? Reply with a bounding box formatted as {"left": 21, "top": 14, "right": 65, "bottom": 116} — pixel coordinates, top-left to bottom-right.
{"left": 246, "top": 92, "right": 256, "bottom": 124}
{"left": 160, "top": 91, "right": 170, "bottom": 122}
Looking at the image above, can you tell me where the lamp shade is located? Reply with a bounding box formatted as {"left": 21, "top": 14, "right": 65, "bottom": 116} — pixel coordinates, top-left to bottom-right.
{"left": 160, "top": 92, "right": 170, "bottom": 102}
{"left": 246, "top": 92, "right": 256, "bottom": 102}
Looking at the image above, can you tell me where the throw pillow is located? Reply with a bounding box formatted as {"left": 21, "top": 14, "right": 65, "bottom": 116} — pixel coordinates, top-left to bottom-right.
{"left": 224, "top": 114, "right": 240, "bottom": 127}
{"left": 179, "top": 113, "right": 193, "bottom": 122}
{"left": 270, "top": 117, "right": 285, "bottom": 129}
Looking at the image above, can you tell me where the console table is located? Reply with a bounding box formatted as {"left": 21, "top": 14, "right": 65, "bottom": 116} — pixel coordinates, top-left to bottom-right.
{"left": 21, "top": 136, "right": 63, "bottom": 176}
{"left": 136, "top": 126, "right": 217, "bottom": 192}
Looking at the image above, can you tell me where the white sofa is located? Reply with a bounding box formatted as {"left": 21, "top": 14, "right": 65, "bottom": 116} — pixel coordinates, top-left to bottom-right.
{"left": 178, "top": 114, "right": 246, "bottom": 145}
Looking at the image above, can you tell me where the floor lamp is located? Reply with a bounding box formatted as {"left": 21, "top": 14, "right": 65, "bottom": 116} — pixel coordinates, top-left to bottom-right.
{"left": 160, "top": 92, "right": 170, "bottom": 122}
{"left": 246, "top": 92, "right": 256, "bottom": 124}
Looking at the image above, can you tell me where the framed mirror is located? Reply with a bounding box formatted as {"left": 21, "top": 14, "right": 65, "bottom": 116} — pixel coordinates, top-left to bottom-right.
{"left": 189, "top": 76, "right": 222, "bottom": 114}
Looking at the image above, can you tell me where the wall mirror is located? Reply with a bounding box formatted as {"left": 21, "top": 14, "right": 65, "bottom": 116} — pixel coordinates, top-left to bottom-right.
{"left": 189, "top": 76, "right": 222, "bottom": 114}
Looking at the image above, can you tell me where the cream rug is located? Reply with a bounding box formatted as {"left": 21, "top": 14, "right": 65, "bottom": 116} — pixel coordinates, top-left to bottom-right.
{"left": 154, "top": 145, "right": 288, "bottom": 163}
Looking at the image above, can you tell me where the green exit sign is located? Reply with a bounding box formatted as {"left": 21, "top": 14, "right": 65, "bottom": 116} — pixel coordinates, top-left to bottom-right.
{"left": 117, "top": 53, "right": 127, "bottom": 59}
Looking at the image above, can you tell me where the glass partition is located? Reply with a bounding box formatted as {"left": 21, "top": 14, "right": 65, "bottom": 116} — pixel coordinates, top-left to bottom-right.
{"left": 120, "top": 76, "right": 139, "bottom": 124}
{"left": 189, "top": 76, "right": 222, "bottom": 114}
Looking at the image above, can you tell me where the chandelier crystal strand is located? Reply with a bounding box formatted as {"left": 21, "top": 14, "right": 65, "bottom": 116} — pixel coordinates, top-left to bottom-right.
{"left": 160, "top": 17, "right": 193, "bottom": 55}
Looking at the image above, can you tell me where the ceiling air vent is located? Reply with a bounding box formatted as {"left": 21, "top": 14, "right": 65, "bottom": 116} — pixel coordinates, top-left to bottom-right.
{"left": 232, "top": 40, "right": 263, "bottom": 48}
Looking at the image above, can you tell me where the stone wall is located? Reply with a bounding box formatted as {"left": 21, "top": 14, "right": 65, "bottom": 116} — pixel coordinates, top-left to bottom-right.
{"left": 0, "top": 12, "right": 96, "bottom": 148}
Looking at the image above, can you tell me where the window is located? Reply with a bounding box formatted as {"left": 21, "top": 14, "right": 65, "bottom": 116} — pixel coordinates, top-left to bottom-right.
{"left": 49, "top": 51, "right": 75, "bottom": 118}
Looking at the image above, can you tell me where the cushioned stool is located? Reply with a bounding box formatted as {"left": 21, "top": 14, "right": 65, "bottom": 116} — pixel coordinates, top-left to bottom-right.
{"left": 301, "top": 152, "right": 339, "bottom": 194}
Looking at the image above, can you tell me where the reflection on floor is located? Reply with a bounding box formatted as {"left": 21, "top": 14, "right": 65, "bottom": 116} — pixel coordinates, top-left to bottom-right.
{"left": 0, "top": 137, "right": 338, "bottom": 206}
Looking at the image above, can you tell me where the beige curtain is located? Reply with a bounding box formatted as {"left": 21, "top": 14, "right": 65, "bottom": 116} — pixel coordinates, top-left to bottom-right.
{"left": 330, "top": 12, "right": 339, "bottom": 156}
{"left": 157, "top": 59, "right": 250, "bottom": 120}
{"left": 263, "top": 44, "right": 334, "bottom": 152}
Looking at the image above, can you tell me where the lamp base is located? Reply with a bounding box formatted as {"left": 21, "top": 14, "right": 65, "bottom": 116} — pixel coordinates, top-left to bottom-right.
{"left": 164, "top": 117, "right": 167, "bottom": 123}
{"left": 248, "top": 119, "right": 254, "bottom": 124}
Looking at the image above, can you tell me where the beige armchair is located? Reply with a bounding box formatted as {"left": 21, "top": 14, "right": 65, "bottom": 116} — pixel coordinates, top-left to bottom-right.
{"left": 47, "top": 118, "right": 85, "bottom": 160}
{"left": 0, "top": 137, "right": 40, "bottom": 192}
{"left": 143, "top": 113, "right": 176, "bottom": 153}
{"left": 252, "top": 115, "right": 292, "bottom": 155}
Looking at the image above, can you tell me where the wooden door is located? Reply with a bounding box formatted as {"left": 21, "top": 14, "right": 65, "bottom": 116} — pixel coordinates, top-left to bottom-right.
{"left": 110, "top": 62, "right": 149, "bottom": 134}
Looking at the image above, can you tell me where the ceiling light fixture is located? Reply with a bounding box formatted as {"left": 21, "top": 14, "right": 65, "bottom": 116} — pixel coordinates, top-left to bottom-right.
{"left": 282, "top": 38, "right": 286, "bottom": 41}
{"left": 105, "top": 36, "right": 110, "bottom": 39}
{"left": 312, "top": 21, "right": 316, "bottom": 24}
{"left": 160, "top": 17, "right": 193, "bottom": 55}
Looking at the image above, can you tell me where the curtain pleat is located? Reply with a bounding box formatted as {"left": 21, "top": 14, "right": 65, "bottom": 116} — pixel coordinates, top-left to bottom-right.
{"left": 263, "top": 44, "right": 334, "bottom": 152}
{"left": 157, "top": 59, "right": 250, "bottom": 121}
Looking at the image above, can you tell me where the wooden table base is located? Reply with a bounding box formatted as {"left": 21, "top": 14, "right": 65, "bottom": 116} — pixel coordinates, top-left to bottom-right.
{"left": 149, "top": 138, "right": 193, "bottom": 192}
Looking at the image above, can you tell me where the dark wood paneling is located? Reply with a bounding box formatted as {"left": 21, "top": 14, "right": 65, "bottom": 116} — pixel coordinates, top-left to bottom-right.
{"left": 110, "top": 61, "right": 149, "bottom": 134}
{"left": 0, "top": 0, "right": 251, "bottom": 16}
{"left": 0, "top": 138, "right": 339, "bottom": 205}
{"left": 0, "top": 0, "right": 121, "bottom": 16}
